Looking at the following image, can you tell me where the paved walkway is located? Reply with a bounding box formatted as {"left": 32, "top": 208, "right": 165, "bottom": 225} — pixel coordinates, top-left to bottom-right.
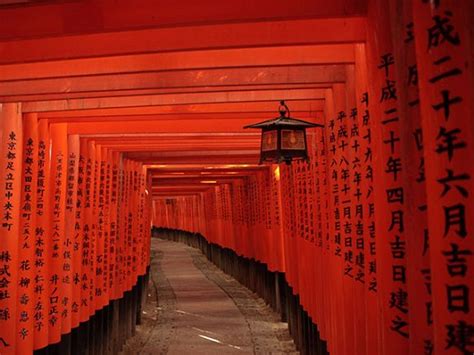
{"left": 121, "top": 239, "right": 297, "bottom": 354}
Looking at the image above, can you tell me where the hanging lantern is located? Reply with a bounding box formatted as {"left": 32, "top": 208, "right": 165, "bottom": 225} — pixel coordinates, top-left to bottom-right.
{"left": 244, "top": 100, "right": 323, "bottom": 164}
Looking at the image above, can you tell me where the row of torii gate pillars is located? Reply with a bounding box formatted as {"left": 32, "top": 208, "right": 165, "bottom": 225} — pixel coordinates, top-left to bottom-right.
{"left": 0, "top": 0, "right": 473, "bottom": 354}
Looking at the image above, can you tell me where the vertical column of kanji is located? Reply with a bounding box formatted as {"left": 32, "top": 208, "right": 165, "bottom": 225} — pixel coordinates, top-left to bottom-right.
{"left": 130, "top": 161, "right": 137, "bottom": 282}
{"left": 307, "top": 153, "right": 316, "bottom": 317}
{"left": 253, "top": 175, "right": 261, "bottom": 258}
{"left": 215, "top": 189, "right": 221, "bottom": 245}
{"left": 249, "top": 174, "right": 259, "bottom": 257}
{"left": 221, "top": 192, "right": 226, "bottom": 246}
{"left": 73, "top": 138, "right": 84, "bottom": 326}
{"left": 302, "top": 137, "right": 314, "bottom": 318}
{"left": 34, "top": 119, "right": 50, "bottom": 349}
{"left": 95, "top": 147, "right": 105, "bottom": 308}
{"left": 323, "top": 88, "right": 343, "bottom": 355}
{"left": 321, "top": 126, "right": 332, "bottom": 345}
{"left": 238, "top": 180, "right": 247, "bottom": 256}
{"left": 78, "top": 139, "right": 90, "bottom": 322}
{"left": 133, "top": 163, "right": 142, "bottom": 284}
{"left": 146, "top": 175, "right": 152, "bottom": 263}
{"left": 354, "top": 44, "right": 381, "bottom": 354}
{"left": 124, "top": 159, "right": 131, "bottom": 290}
{"left": 132, "top": 162, "right": 139, "bottom": 279}
{"left": 227, "top": 183, "right": 235, "bottom": 251}
{"left": 137, "top": 164, "right": 146, "bottom": 276}
{"left": 270, "top": 166, "right": 285, "bottom": 272}
{"left": 108, "top": 152, "right": 118, "bottom": 300}
{"left": 146, "top": 171, "right": 153, "bottom": 266}
{"left": 48, "top": 123, "right": 67, "bottom": 344}
{"left": 15, "top": 113, "right": 37, "bottom": 353}
{"left": 389, "top": 1, "right": 434, "bottom": 353}
{"left": 323, "top": 120, "right": 334, "bottom": 349}
{"left": 315, "top": 124, "right": 330, "bottom": 343}
{"left": 233, "top": 180, "right": 243, "bottom": 255}
{"left": 289, "top": 163, "right": 300, "bottom": 292}
{"left": 86, "top": 141, "right": 96, "bottom": 317}
{"left": 219, "top": 184, "right": 227, "bottom": 249}
{"left": 287, "top": 162, "right": 296, "bottom": 283}
{"left": 311, "top": 129, "right": 323, "bottom": 335}
{"left": 122, "top": 159, "right": 130, "bottom": 292}
{"left": 244, "top": 178, "right": 252, "bottom": 255}
{"left": 102, "top": 149, "right": 111, "bottom": 305}
{"left": 142, "top": 167, "right": 149, "bottom": 273}
{"left": 333, "top": 83, "right": 357, "bottom": 355}
{"left": 345, "top": 65, "right": 367, "bottom": 355}
{"left": 99, "top": 148, "right": 110, "bottom": 307}
{"left": 258, "top": 172, "right": 267, "bottom": 263}
{"left": 115, "top": 155, "right": 125, "bottom": 299}
{"left": 131, "top": 162, "right": 140, "bottom": 284}
{"left": 282, "top": 166, "right": 293, "bottom": 288}
{"left": 265, "top": 170, "right": 273, "bottom": 267}
{"left": 301, "top": 146, "right": 310, "bottom": 311}
{"left": 263, "top": 170, "right": 274, "bottom": 270}
{"left": 244, "top": 177, "right": 252, "bottom": 256}
{"left": 413, "top": 1, "right": 474, "bottom": 354}
{"left": 222, "top": 184, "right": 228, "bottom": 247}
{"left": 63, "top": 134, "right": 79, "bottom": 334}
{"left": 0, "top": 104, "right": 22, "bottom": 353}
{"left": 293, "top": 161, "right": 304, "bottom": 300}
{"left": 137, "top": 163, "right": 144, "bottom": 277}
{"left": 126, "top": 160, "right": 134, "bottom": 291}
{"left": 229, "top": 183, "right": 237, "bottom": 251}
{"left": 0, "top": 104, "right": 22, "bottom": 354}
{"left": 367, "top": 0, "right": 411, "bottom": 351}
{"left": 279, "top": 166, "right": 290, "bottom": 276}
{"left": 236, "top": 183, "right": 242, "bottom": 253}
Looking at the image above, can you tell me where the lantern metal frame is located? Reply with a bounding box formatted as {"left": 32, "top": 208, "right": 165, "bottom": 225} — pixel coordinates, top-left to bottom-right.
{"left": 244, "top": 100, "right": 324, "bottom": 164}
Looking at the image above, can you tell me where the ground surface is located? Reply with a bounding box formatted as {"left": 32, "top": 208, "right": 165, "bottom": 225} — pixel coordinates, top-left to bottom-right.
{"left": 121, "top": 238, "right": 297, "bottom": 354}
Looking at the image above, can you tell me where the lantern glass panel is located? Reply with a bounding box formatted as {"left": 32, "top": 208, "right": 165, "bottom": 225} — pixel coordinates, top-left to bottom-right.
{"left": 281, "top": 129, "right": 305, "bottom": 150}
{"left": 261, "top": 130, "right": 278, "bottom": 152}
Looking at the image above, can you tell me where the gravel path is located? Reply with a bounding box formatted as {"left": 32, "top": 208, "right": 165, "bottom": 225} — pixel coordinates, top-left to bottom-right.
{"left": 121, "top": 239, "right": 297, "bottom": 354}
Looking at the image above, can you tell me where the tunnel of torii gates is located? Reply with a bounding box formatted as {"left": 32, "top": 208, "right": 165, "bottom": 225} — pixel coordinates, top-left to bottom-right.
{"left": 0, "top": 0, "right": 473, "bottom": 354}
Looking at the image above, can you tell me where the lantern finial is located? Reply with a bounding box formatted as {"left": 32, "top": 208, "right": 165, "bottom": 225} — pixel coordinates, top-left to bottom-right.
{"left": 279, "top": 100, "right": 290, "bottom": 118}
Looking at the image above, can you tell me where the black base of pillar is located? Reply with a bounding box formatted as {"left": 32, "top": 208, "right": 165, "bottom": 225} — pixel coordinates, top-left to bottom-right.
{"left": 33, "top": 268, "right": 149, "bottom": 355}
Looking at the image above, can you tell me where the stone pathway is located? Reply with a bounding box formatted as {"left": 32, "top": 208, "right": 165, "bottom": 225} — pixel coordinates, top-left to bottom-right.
{"left": 121, "top": 239, "right": 297, "bottom": 354}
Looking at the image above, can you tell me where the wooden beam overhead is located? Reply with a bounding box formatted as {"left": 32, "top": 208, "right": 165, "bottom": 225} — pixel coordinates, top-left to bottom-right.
{"left": 22, "top": 89, "right": 326, "bottom": 113}
{"left": 0, "top": 18, "right": 366, "bottom": 64}
{"left": 0, "top": 44, "right": 355, "bottom": 81}
{"left": 4, "top": 65, "right": 345, "bottom": 100}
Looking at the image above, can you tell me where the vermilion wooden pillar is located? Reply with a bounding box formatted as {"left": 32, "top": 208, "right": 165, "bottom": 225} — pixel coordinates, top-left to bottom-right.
{"left": 108, "top": 151, "right": 118, "bottom": 300}
{"left": 34, "top": 119, "right": 51, "bottom": 350}
{"left": 413, "top": 1, "right": 474, "bottom": 354}
{"left": 386, "top": 1, "right": 434, "bottom": 354}
{"left": 78, "top": 139, "right": 89, "bottom": 323}
{"left": 354, "top": 44, "right": 381, "bottom": 355}
{"left": 16, "top": 113, "right": 38, "bottom": 354}
{"left": 67, "top": 135, "right": 80, "bottom": 330}
{"left": 95, "top": 146, "right": 105, "bottom": 308}
{"left": 367, "top": 1, "right": 413, "bottom": 353}
{"left": 0, "top": 103, "right": 23, "bottom": 354}
{"left": 323, "top": 88, "right": 338, "bottom": 355}
{"left": 48, "top": 123, "right": 68, "bottom": 344}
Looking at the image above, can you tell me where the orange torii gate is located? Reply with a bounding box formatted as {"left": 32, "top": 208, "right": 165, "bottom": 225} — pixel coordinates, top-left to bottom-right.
{"left": 0, "top": 0, "right": 473, "bottom": 354}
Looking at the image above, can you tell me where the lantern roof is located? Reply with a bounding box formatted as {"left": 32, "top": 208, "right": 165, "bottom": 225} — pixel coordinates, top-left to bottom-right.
{"left": 244, "top": 116, "right": 323, "bottom": 129}
{"left": 243, "top": 100, "right": 323, "bottom": 129}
